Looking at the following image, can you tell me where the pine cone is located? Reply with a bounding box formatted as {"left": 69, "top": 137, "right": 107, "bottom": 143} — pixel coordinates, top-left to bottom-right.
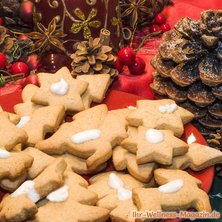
{"left": 151, "top": 10, "right": 222, "bottom": 148}
{"left": 71, "top": 37, "right": 118, "bottom": 78}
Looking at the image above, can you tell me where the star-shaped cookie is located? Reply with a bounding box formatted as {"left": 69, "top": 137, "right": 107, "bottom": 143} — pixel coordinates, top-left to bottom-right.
{"left": 126, "top": 99, "right": 194, "bottom": 137}
{"left": 31, "top": 67, "right": 88, "bottom": 112}
{"left": 36, "top": 104, "right": 127, "bottom": 170}
{"left": 121, "top": 126, "right": 188, "bottom": 165}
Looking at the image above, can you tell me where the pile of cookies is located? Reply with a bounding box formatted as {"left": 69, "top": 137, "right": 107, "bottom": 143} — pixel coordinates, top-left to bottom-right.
{"left": 0, "top": 66, "right": 222, "bottom": 222}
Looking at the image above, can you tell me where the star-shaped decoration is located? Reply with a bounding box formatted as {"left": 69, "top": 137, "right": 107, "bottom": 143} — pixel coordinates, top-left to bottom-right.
{"left": 31, "top": 67, "right": 88, "bottom": 112}
{"left": 36, "top": 105, "right": 127, "bottom": 170}
{"left": 126, "top": 99, "right": 194, "bottom": 137}
{"left": 121, "top": 126, "right": 188, "bottom": 165}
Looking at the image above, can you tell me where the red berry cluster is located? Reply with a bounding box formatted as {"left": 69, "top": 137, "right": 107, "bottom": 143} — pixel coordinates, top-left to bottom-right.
{"left": 115, "top": 48, "right": 146, "bottom": 75}
{"left": 149, "top": 13, "right": 171, "bottom": 34}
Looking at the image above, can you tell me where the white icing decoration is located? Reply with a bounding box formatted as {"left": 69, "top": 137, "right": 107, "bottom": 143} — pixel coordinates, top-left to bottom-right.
{"left": 50, "top": 78, "right": 69, "bottom": 95}
{"left": 12, "top": 180, "right": 40, "bottom": 203}
{"left": 187, "top": 133, "right": 196, "bottom": 145}
{"left": 145, "top": 129, "right": 164, "bottom": 144}
{"left": 0, "top": 148, "right": 10, "bottom": 159}
{"left": 108, "top": 173, "right": 132, "bottom": 201}
{"left": 71, "top": 129, "right": 101, "bottom": 144}
{"left": 159, "top": 104, "right": 178, "bottom": 113}
{"left": 46, "top": 185, "right": 69, "bottom": 202}
{"left": 16, "top": 116, "right": 30, "bottom": 128}
{"left": 158, "top": 179, "right": 184, "bottom": 193}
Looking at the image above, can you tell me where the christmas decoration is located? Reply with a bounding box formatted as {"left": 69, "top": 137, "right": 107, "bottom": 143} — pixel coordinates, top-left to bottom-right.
{"left": 0, "top": 53, "right": 7, "bottom": 69}
{"left": 11, "top": 61, "right": 29, "bottom": 76}
{"left": 118, "top": 47, "right": 135, "bottom": 66}
{"left": 128, "top": 56, "right": 146, "bottom": 75}
{"left": 150, "top": 10, "right": 222, "bottom": 147}
{"left": 25, "top": 73, "right": 39, "bottom": 86}
{"left": 71, "top": 29, "right": 117, "bottom": 78}
{"left": 0, "top": 0, "right": 33, "bottom": 32}
{"left": 33, "top": 0, "right": 122, "bottom": 51}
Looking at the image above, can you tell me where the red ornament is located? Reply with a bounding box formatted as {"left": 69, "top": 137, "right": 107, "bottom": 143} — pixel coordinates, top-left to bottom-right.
{"left": 149, "top": 24, "right": 161, "bottom": 33}
{"left": 0, "top": 53, "right": 7, "bottom": 69}
{"left": 118, "top": 48, "right": 135, "bottom": 66}
{"left": 160, "top": 23, "right": 171, "bottom": 33}
{"left": 19, "top": 1, "right": 34, "bottom": 24}
{"left": 0, "top": 18, "right": 3, "bottom": 26}
{"left": 25, "top": 74, "right": 39, "bottom": 86}
{"left": 154, "top": 13, "right": 166, "bottom": 25}
{"left": 11, "top": 62, "right": 29, "bottom": 76}
{"left": 115, "top": 58, "right": 124, "bottom": 73}
{"left": 128, "top": 56, "right": 146, "bottom": 75}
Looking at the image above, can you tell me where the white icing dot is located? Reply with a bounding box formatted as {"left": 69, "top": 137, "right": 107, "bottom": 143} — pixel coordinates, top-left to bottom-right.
{"left": 108, "top": 173, "right": 132, "bottom": 201}
{"left": 158, "top": 179, "right": 184, "bottom": 193}
{"left": 187, "top": 133, "right": 196, "bottom": 145}
{"left": 46, "top": 185, "right": 69, "bottom": 202}
{"left": 50, "top": 78, "right": 69, "bottom": 95}
{"left": 159, "top": 104, "right": 178, "bottom": 113}
{"left": 145, "top": 129, "right": 164, "bottom": 144}
{"left": 71, "top": 129, "right": 101, "bottom": 144}
{"left": 0, "top": 148, "right": 10, "bottom": 159}
{"left": 16, "top": 116, "right": 30, "bottom": 128}
{"left": 12, "top": 180, "right": 40, "bottom": 203}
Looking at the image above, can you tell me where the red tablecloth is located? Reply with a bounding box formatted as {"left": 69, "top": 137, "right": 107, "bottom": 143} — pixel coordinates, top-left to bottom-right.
{"left": 0, "top": 0, "right": 222, "bottom": 98}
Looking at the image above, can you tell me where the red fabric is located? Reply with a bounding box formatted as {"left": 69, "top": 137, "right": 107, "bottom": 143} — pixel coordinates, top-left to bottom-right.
{"left": 1, "top": 0, "right": 222, "bottom": 97}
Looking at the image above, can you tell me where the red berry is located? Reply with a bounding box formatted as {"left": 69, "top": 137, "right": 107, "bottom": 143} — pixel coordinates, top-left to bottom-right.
{"left": 149, "top": 24, "right": 161, "bottom": 33}
{"left": 26, "top": 54, "right": 39, "bottom": 70}
{"left": 0, "top": 53, "right": 7, "bottom": 69}
{"left": 160, "top": 23, "right": 171, "bottom": 33}
{"left": 115, "top": 58, "right": 124, "bottom": 73}
{"left": 25, "top": 74, "right": 39, "bottom": 86}
{"left": 154, "top": 13, "right": 166, "bottom": 25}
{"left": 19, "top": 1, "right": 34, "bottom": 24}
{"left": 128, "top": 56, "right": 146, "bottom": 75}
{"left": 18, "top": 34, "right": 30, "bottom": 41}
{"left": 0, "top": 18, "right": 3, "bottom": 26}
{"left": 118, "top": 48, "right": 135, "bottom": 66}
{"left": 11, "top": 62, "right": 29, "bottom": 76}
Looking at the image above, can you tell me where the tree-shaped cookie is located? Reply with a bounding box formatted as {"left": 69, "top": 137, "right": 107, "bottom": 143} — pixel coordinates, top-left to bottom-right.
{"left": 0, "top": 113, "right": 28, "bottom": 150}
{"left": 31, "top": 67, "right": 88, "bottom": 112}
{"left": 88, "top": 171, "right": 154, "bottom": 211}
{"left": 168, "top": 143, "right": 222, "bottom": 171}
{"left": 126, "top": 99, "right": 194, "bottom": 137}
{"left": 133, "top": 169, "right": 211, "bottom": 216}
{"left": 77, "top": 74, "right": 110, "bottom": 109}
{"left": 122, "top": 126, "right": 188, "bottom": 165}
{"left": 36, "top": 105, "right": 127, "bottom": 170}
{"left": 16, "top": 105, "right": 65, "bottom": 146}
{"left": 14, "top": 84, "right": 43, "bottom": 116}
{"left": 32, "top": 171, "right": 109, "bottom": 222}
{"left": 113, "top": 146, "right": 156, "bottom": 183}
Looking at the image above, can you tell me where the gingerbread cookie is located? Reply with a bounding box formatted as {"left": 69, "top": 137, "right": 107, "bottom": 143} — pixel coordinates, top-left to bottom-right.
{"left": 32, "top": 171, "right": 109, "bottom": 222}
{"left": 113, "top": 146, "right": 156, "bottom": 183}
{"left": 168, "top": 143, "right": 222, "bottom": 171}
{"left": 0, "top": 113, "right": 28, "bottom": 150}
{"left": 133, "top": 169, "right": 211, "bottom": 215}
{"left": 36, "top": 104, "right": 127, "bottom": 170}
{"left": 14, "top": 84, "right": 43, "bottom": 116}
{"left": 31, "top": 67, "right": 88, "bottom": 112}
{"left": 77, "top": 74, "right": 110, "bottom": 109}
{"left": 0, "top": 106, "right": 20, "bottom": 124}
{"left": 16, "top": 105, "right": 65, "bottom": 146}
{"left": 126, "top": 99, "right": 194, "bottom": 137}
{"left": 88, "top": 171, "right": 154, "bottom": 211}
{"left": 122, "top": 126, "right": 188, "bottom": 165}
